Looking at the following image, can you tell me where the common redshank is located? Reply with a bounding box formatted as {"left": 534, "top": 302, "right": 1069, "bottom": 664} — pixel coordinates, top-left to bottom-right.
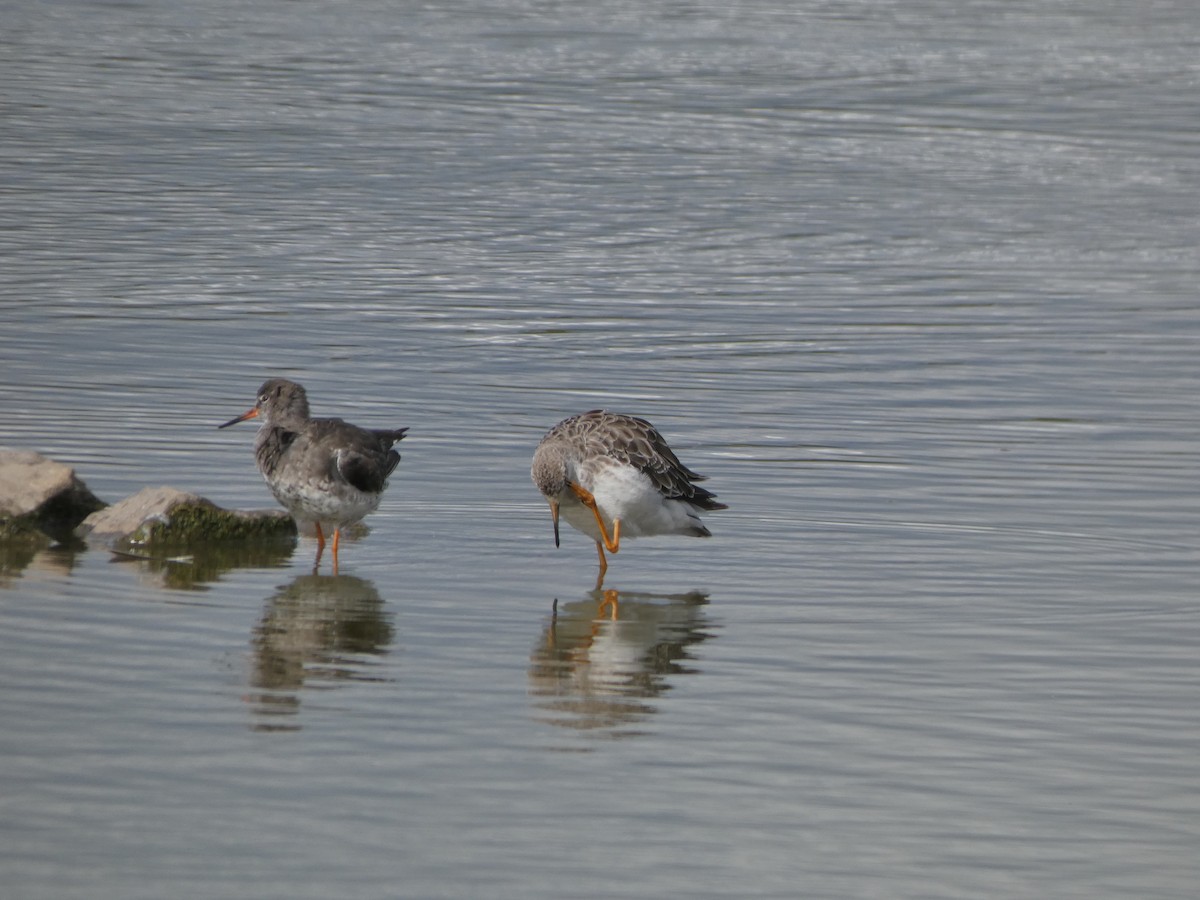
{"left": 218, "top": 378, "right": 407, "bottom": 573}
{"left": 531, "top": 409, "right": 727, "bottom": 579}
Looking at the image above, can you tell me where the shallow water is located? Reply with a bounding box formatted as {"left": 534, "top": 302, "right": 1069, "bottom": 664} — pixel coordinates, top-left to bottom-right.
{"left": 2, "top": 1, "right": 1198, "bottom": 897}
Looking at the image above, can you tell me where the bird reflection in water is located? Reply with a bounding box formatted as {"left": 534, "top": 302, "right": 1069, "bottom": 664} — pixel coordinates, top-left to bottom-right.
{"left": 246, "top": 573, "right": 394, "bottom": 730}
{"left": 529, "top": 588, "right": 712, "bottom": 738}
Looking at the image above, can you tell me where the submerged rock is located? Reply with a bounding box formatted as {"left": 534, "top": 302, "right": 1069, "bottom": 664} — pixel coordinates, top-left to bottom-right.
{"left": 77, "top": 486, "right": 296, "bottom": 550}
{"left": 0, "top": 449, "right": 106, "bottom": 545}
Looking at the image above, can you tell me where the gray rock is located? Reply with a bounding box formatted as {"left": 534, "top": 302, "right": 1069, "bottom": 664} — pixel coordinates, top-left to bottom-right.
{"left": 0, "top": 449, "right": 106, "bottom": 544}
{"left": 76, "top": 486, "right": 296, "bottom": 549}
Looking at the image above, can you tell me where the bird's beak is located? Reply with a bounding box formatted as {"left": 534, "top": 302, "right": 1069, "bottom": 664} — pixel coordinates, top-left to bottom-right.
{"left": 217, "top": 407, "right": 259, "bottom": 429}
{"left": 548, "top": 498, "right": 560, "bottom": 548}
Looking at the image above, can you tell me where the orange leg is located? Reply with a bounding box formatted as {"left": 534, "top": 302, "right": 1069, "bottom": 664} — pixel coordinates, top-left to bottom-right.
{"left": 313, "top": 522, "right": 326, "bottom": 570}
{"left": 569, "top": 482, "right": 621, "bottom": 553}
{"left": 592, "top": 549, "right": 609, "bottom": 592}
{"left": 331, "top": 528, "right": 341, "bottom": 575}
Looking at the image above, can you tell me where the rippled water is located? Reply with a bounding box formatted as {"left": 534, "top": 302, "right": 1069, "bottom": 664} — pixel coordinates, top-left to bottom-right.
{"left": 2, "top": 1, "right": 1198, "bottom": 897}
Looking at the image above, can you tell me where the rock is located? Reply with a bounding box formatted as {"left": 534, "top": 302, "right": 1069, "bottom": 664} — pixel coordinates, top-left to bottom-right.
{"left": 76, "top": 486, "right": 296, "bottom": 550}
{"left": 0, "top": 449, "right": 106, "bottom": 544}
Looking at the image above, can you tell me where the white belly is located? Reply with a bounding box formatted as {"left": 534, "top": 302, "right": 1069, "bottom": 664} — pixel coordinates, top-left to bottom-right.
{"left": 561, "top": 464, "right": 705, "bottom": 541}
{"left": 268, "top": 475, "right": 381, "bottom": 527}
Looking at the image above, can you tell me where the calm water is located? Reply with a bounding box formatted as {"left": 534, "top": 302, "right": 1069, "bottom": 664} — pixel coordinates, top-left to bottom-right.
{"left": 2, "top": 1, "right": 1198, "bottom": 897}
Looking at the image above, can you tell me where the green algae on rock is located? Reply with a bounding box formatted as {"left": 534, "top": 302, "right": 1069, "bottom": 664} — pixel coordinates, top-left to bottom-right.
{"left": 77, "top": 486, "right": 296, "bottom": 551}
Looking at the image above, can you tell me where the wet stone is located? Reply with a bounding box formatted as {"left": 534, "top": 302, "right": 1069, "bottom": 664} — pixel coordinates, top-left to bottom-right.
{"left": 0, "top": 449, "right": 106, "bottom": 545}
{"left": 76, "top": 486, "right": 297, "bottom": 550}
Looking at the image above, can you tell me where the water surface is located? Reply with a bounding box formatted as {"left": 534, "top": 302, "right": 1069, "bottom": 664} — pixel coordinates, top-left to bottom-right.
{"left": 2, "top": 1, "right": 1198, "bottom": 897}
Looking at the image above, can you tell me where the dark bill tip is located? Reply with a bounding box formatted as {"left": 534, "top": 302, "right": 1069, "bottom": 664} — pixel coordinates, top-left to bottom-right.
{"left": 217, "top": 408, "right": 258, "bottom": 429}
